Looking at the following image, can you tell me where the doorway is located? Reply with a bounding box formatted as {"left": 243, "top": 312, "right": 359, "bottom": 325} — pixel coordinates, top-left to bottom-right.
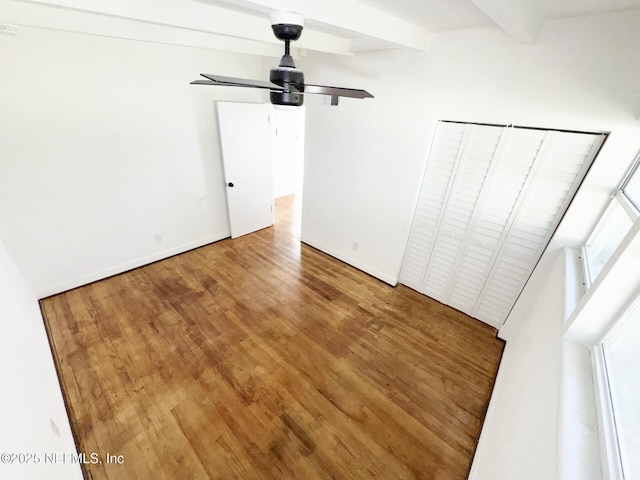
{"left": 217, "top": 101, "right": 305, "bottom": 239}
{"left": 269, "top": 104, "right": 305, "bottom": 239}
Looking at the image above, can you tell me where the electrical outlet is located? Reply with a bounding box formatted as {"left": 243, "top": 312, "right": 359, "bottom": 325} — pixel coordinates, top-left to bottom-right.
{"left": 0, "top": 24, "right": 19, "bottom": 35}
{"left": 352, "top": 242, "right": 359, "bottom": 252}
{"left": 154, "top": 234, "right": 163, "bottom": 244}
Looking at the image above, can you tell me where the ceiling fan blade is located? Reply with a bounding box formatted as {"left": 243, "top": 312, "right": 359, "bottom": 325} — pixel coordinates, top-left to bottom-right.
{"left": 303, "top": 84, "right": 374, "bottom": 99}
{"left": 191, "top": 79, "right": 257, "bottom": 88}
{"left": 190, "top": 79, "right": 218, "bottom": 85}
{"left": 197, "top": 74, "right": 284, "bottom": 91}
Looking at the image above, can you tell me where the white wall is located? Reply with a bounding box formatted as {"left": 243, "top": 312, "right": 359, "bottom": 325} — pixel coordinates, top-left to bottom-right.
{"left": 301, "top": 49, "right": 432, "bottom": 284}
{"left": 0, "top": 238, "right": 82, "bottom": 479}
{"left": 0, "top": 26, "right": 266, "bottom": 297}
{"left": 470, "top": 249, "right": 566, "bottom": 480}
{"left": 301, "top": 11, "right": 640, "bottom": 286}
{"left": 2, "top": 9, "right": 640, "bottom": 480}
{"left": 269, "top": 105, "right": 306, "bottom": 198}
{"left": 301, "top": 10, "right": 640, "bottom": 480}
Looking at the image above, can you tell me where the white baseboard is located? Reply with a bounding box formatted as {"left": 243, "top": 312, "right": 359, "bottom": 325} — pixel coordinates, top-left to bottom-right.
{"left": 36, "top": 231, "right": 230, "bottom": 299}
{"left": 300, "top": 237, "right": 398, "bottom": 286}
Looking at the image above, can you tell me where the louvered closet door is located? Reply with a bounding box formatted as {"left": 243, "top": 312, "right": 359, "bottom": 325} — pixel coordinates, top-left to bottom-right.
{"left": 400, "top": 122, "right": 604, "bottom": 328}
{"left": 400, "top": 122, "right": 467, "bottom": 291}
{"left": 472, "top": 131, "right": 603, "bottom": 325}
{"left": 421, "top": 124, "right": 505, "bottom": 305}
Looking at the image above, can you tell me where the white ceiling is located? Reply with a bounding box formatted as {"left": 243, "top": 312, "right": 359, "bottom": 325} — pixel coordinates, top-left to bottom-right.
{"left": 358, "top": 0, "right": 640, "bottom": 31}
{"left": 357, "top": 0, "right": 494, "bottom": 32}
{"left": 4, "top": 0, "right": 640, "bottom": 55}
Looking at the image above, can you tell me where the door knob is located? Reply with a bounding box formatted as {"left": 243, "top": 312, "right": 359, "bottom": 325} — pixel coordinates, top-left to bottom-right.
{"left": 227, "top": 182, "right": 234, "bottom": 187}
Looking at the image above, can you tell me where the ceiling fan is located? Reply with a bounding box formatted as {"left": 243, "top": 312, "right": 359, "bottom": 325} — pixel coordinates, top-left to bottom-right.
{"left": 191, "top": 11, "right": 374, "bottom": 107}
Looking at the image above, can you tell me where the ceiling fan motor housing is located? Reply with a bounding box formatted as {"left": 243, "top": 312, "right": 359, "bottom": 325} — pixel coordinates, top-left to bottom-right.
{"left": 269, "top": 66, "right": 304, "bottom": 107}
{"left": 271, "top": 23, "right": 303, "bottom": 41}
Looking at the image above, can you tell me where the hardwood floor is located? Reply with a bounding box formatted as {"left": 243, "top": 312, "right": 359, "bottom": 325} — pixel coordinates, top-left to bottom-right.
{"left": 41, "top": 195, "right": 504, "bottom": 480}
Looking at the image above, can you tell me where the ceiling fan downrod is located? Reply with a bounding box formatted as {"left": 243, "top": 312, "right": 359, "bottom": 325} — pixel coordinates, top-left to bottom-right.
{"left": 189, "top": 10, "right": 373, "bottom": 108}
{"left": 269, "top": 11, "right": 305, "bottom": 107}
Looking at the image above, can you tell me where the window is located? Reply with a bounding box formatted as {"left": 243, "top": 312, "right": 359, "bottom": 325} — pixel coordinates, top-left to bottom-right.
{"left": 583, "top": 154, "right": 640, "bottom": 480}
{"left": 622, "top": 158, "right": 640, "bottom": 209}
{"left": 583, "top": 196, "right": 634, "bottom": 283}
{"left": 594, "top": 298, "right": 640, "bottom": 480}
{"left": 583, "top": 157, "right": 640, "bottom": 285}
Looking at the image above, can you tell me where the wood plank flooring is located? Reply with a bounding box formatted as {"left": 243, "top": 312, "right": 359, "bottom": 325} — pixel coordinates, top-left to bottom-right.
{"left": 41, "top": 195, "right": 504, "bottom": 480}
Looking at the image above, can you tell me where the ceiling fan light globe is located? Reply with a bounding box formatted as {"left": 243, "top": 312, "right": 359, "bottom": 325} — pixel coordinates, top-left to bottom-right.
{"left": 270, "top": 11, "right": 304, "bottom": 41}
{"left": 273, "top": 104, "right": 300, "bottom": 111}
{"left": 270, "top": 11, "right": 304, "bottom": 28}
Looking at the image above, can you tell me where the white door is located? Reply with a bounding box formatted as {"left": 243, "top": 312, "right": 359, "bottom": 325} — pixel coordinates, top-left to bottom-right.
{"left": 217, "top": 102, "right": 273, "bottom": 238}
{"left": 400, "top": 121, "right": 605, "bottom": 328}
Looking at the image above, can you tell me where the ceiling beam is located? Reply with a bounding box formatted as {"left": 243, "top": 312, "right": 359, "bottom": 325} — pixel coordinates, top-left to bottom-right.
{"left": 469, "top": 0, "right": 544, "bottom": 43}
{"left": 8, "top": 0, "right": 353, "bottom": 55}
{"left": 209, "top": 0, "right": 433, "bottom": 51}
{"left": 3, "top": 0, "right": 284, "bottom": 56}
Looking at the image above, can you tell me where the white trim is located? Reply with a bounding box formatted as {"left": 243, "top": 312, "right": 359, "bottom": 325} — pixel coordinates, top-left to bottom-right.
{"left": 557, "top": 340, "right": 602, "bottom": 480}
{"left": 591, "top": 290, "right": 640, "bottom": 480}
{"left": 616, "top": 190, "right": 640, "bottom": 221}
{"left": 567, "top": 204, "right": 640, "bottom": 345}
{"left": 301, "top": 237, "right": 399, "bottom": 286}
{"left": 562, "top": 150, "right": 640, "bottom": 480}
{"left": 583, "top": 196, "right": 637, "bottom": 287}
{"left": 583, "top": 198, "right": 618, "bottom": 285}
{"left": 583, "top": 164, "right": 640, "bottom": 287}
{"left": 621, "top": 190, "right": 640, "bottom": 213}
{"left": 616, "top": 151, "right": 640, "bottom": 193}
{"left": 592, "top": 344, "right": 624, "bottom": 480}
{"left": 582, "top": 198, "right": 616, "bottom": 286}
{"left": 36, "top": 231, "right": 230, "bottom": 299}
{"left": 597, "top": 286, "right": 640, "bottom": 345}
{"left": 580, "top": 244, "right": 594, "bottom": 291}
{"left": 468, "top": 341, "right": 512, "bottom": 480}
{"left": 564, "top": 247, "right": 586, "bottom": 321}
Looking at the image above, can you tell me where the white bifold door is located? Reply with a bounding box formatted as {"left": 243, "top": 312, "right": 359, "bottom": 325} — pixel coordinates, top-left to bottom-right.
{"left": 217, "top": 102, "right": 273, "bottom": 239}
{"left": 400, "top": 121, "right": 605, "bottom": 329}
